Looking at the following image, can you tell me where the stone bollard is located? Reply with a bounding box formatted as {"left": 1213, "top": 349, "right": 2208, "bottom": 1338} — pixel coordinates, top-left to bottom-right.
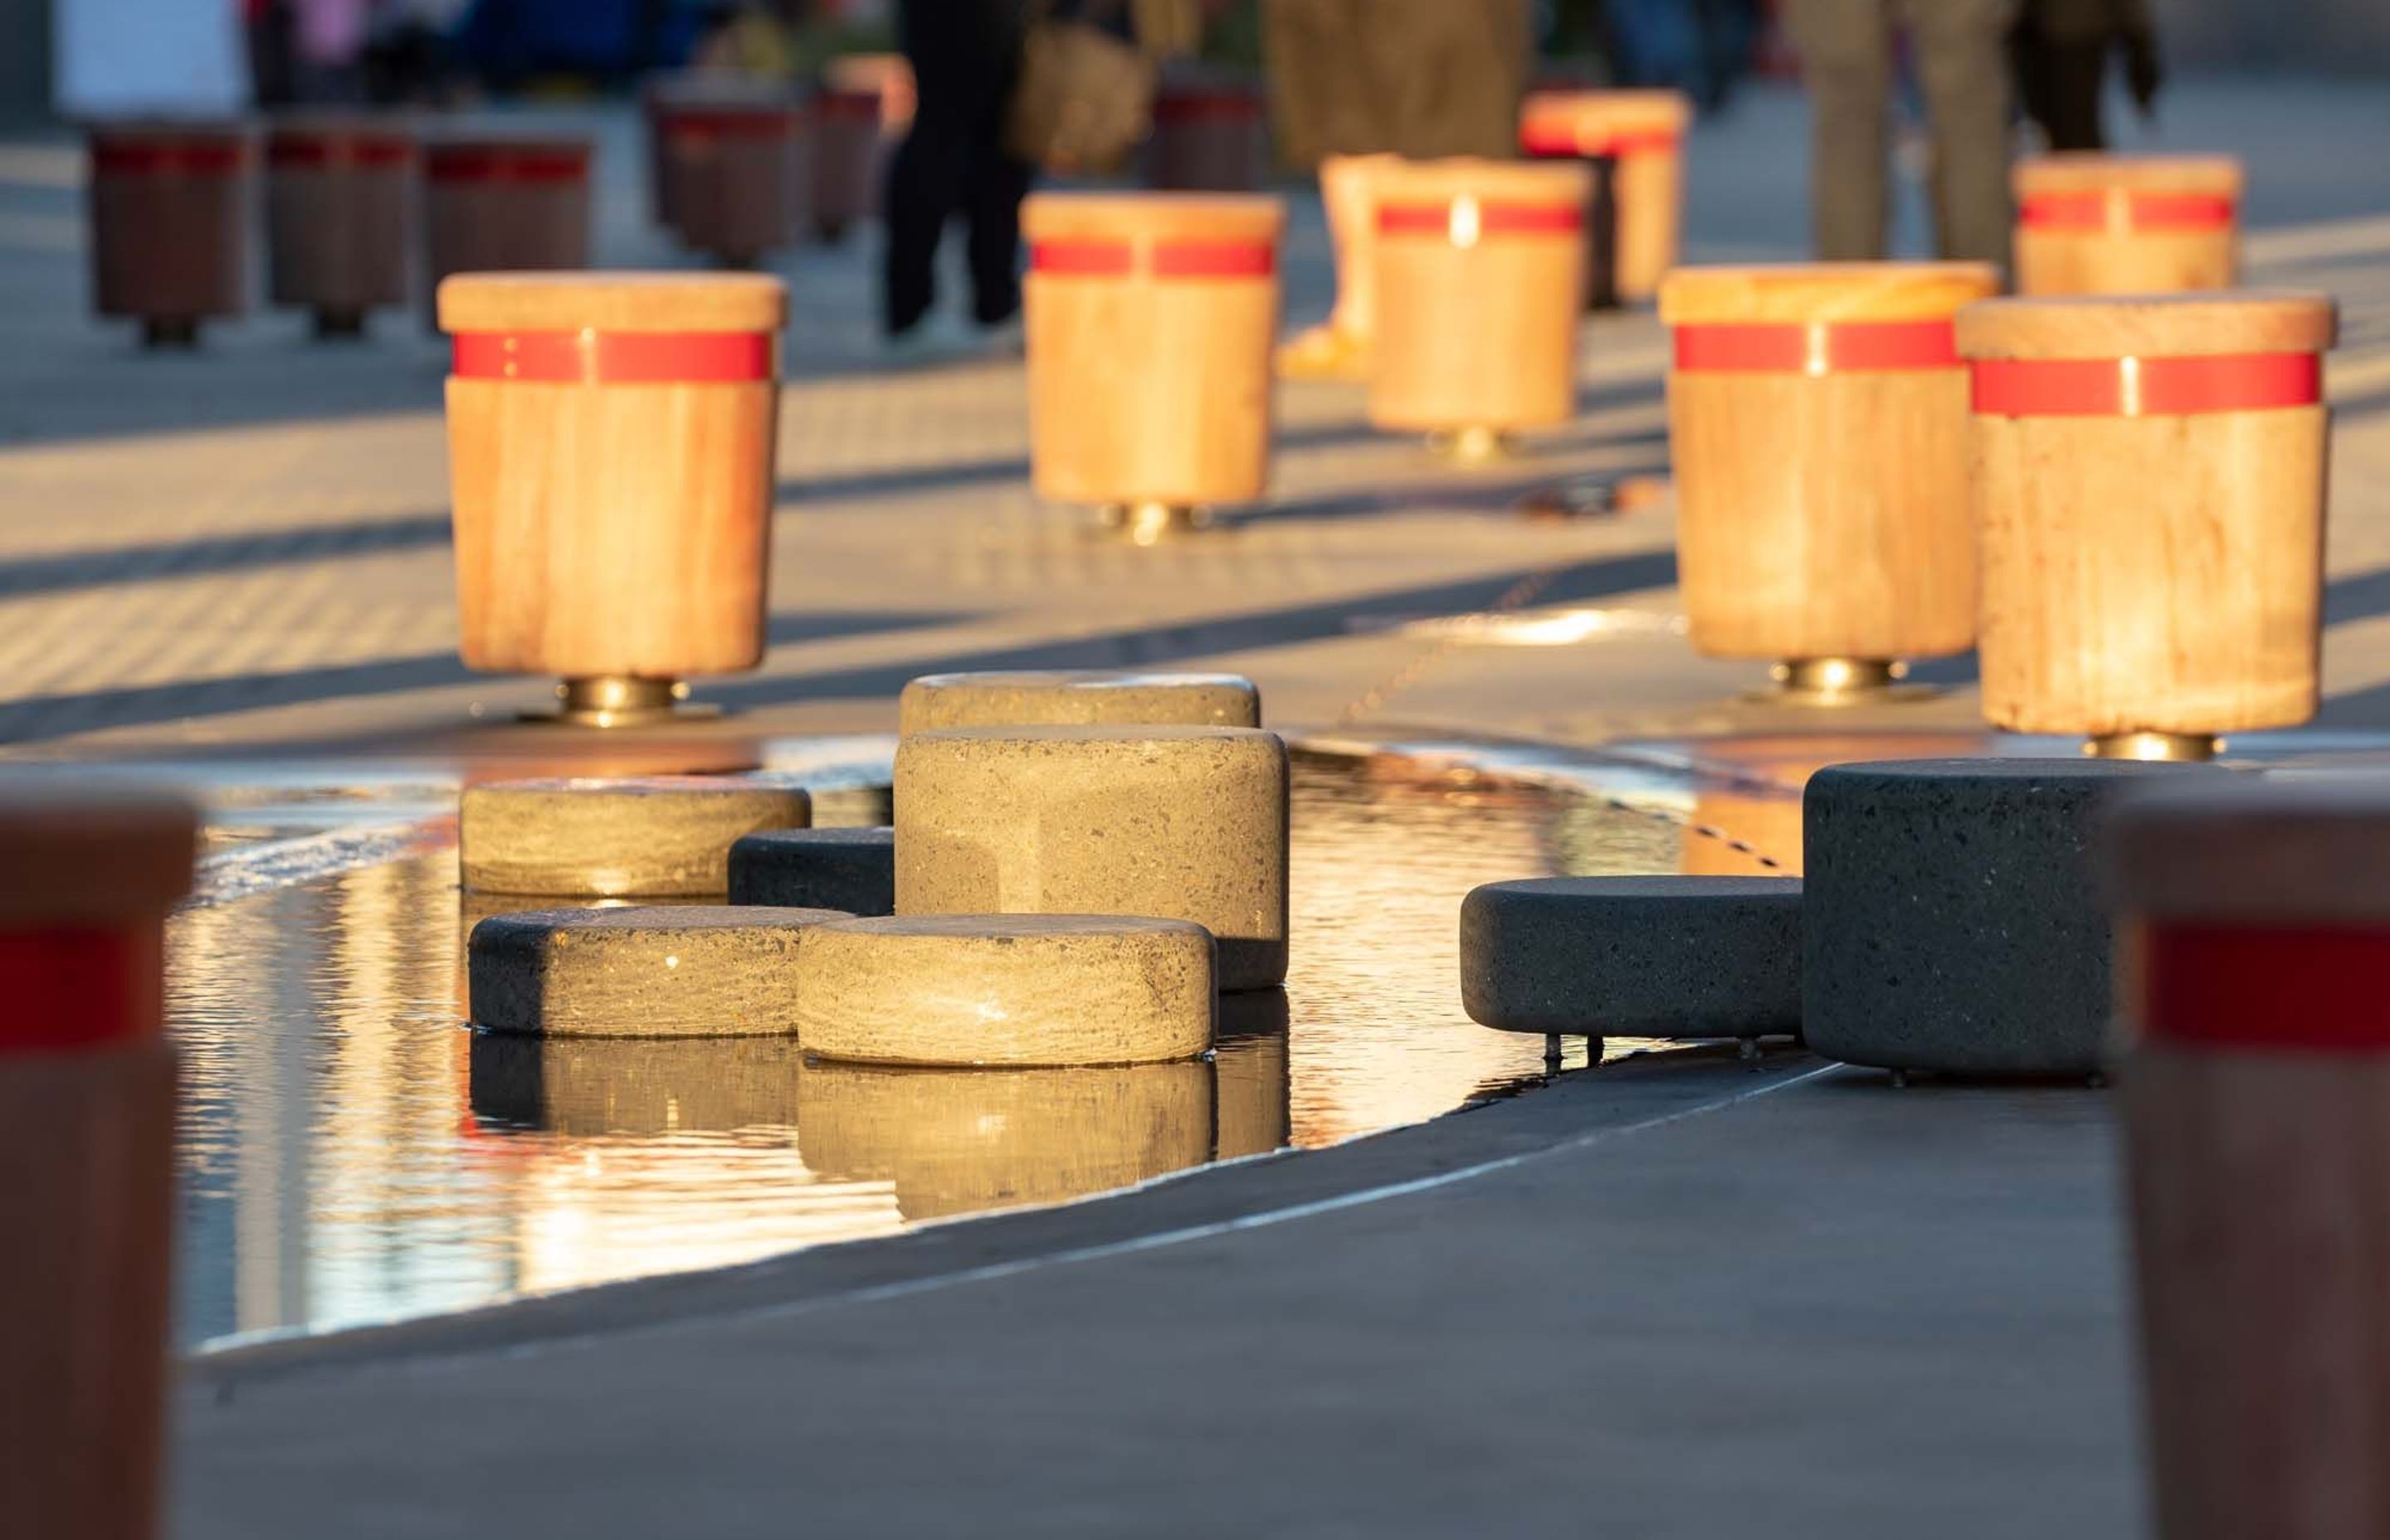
{"left": 264, "top": 114, "right": 412, "bottom": 339}
{"left": 1661, "top": 262, "right": 1997, "bottom": 704}
{"left": 0, "top": 787, "right": 195, "bottom": 1540}
{"left": 646, "top": 84, "right": 811, "bottom": 268}
{"left": 461, "top": 776, "right": 810, "bottom": 897}
{"left": 896, "top": 725, "right": 1290, "bottom": 990}
{"left": 1518, "top": 89, "right": 1689, "bottom": 308}
{"left": 85, "top": 119, "right": 252, "bottom": 348}
{"left": 811, "top": 53, "right": 909, "bottom": 243}
{"left": 420, "top": 134, "right": 592, "bottom": 330}
{"left": 2015, "top": 154, "right": 2242, "bottom": 297}
{"left": 1368, "top": 158, "right": 1593, "bottom": 462}
{"left": 1803, "top": 758, "right": 2212, "bottom": 1079}
{"left": 729, "top": 826, "right": 895, "bottom": 915}
{"left": 1023, "top": 192, "right": 1285, "bottom": 543}
{"left": 2103, "top": 776, "right": 2390, "bottom": 1540}
{"left": 469, "top": 906, "right": 848, "bottom": 1036}
{"left": 1958, "top": 291, "right": 2335, "bottom": 760}
{"left": 1147, "top": 74, "right": 1268, "bottom": 192}
{"left": 898, "top": 670, "right": 1261, "bottom": 733}
{"left": 438, "top": 271, "right": 786, "bottom": 723}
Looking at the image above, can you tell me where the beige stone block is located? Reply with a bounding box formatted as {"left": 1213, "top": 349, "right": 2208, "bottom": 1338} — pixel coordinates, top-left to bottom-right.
{"left": 459, "top": 776, "right": 810, "bottom": 897}
{"left": 897, "top": 670, "right": 1261, "bottom": 734}
{"left": 797, "top": 914, "right": 1217, "bottom": 1065}
{"left": 894, "top": 725, "right": 1289, "bottom": 989}
{"left": 468, "top": 904, "right": 849, "bottom": 1038}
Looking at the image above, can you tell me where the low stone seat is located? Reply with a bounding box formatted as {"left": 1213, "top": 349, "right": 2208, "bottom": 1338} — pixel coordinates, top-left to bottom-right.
{"left": 728, "top": 826, "right": 895, "bottom": 915}
{"left": 1460, "top": 875, "right": 1802, "bottom": 1040}
{"left": 460, "top": 776, "right": 810, "bottom": 897}
{"left": 897, "top": 670, "right": 1261, "bottom": 734}
{"left": 467, "top": 905, "right": 849, "bottom": 1037}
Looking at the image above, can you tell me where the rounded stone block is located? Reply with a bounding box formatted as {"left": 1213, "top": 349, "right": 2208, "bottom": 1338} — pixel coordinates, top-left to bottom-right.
{"left": 897, "top": 670, "right": 1261, "bottom": 735}
{"left": 728, "top": 826, "right": 895, "bottom": 916}
{"left": 460, "top": 776, "right": 811, "bottom": 897}
{"left": 467, "top": 904, "right": 849, "bottom": 1037}
{"left": 1460, "top": 875, "right": 1802, "bottom": 1038}
{"left": 796, "top": 914, "right": 1217, "bottom": 1065}
{"left": 895, "top": 725, "right": 1289, "bottom": 990}
{"left": 1802, "top": 758, "right": 2216, "bottom": 1075}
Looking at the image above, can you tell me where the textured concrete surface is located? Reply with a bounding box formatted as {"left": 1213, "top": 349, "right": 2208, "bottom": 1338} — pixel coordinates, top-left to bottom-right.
{"left": 467, "top": 904, "right": 848, "bottom": 1037}
{"left": 459, "top": 777, "right": 811, "bottom": 896}
{"left": 1461, "top": 875, "right": 1802, "bottom": 1038}
{"left": 896, "top": 670, "right": 1262, "bottom": 733}
{"left": 1803, "top": 758, "right": 2219, "bottom": 1075}
{"left": 729, "top": 825, "right": 897, "bottom": 915}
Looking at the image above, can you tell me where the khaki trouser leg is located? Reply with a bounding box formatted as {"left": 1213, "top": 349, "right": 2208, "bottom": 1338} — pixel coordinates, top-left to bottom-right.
{"left": 1902, "top": 0, "right": 2020, "bottom": 270}
{"left": 1786, "top": 0, "right": 1895, "bottom": 260}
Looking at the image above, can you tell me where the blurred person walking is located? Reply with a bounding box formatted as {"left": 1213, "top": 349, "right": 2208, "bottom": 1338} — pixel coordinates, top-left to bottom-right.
{"left": 1786, "top": 0, "right": 2017, "bottom": 268}
{"left": 2011, "top": 0, "right": 2162, "bottom": 151}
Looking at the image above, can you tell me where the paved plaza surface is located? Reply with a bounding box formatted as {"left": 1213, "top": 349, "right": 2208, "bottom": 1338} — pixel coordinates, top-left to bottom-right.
{"left": 0, "top": 76, "right": 2383, "bottom": 1535}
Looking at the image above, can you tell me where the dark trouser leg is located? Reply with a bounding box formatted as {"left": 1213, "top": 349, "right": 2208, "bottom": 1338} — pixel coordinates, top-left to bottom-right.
{"left": 884, "top": 0, "right": 1023, "bottom": 336}
{"left": 1904, "top": 0, "right": 2018, "bottom": 269}
{"left": 1786, "top": 0, "right": 1895, "bottom": 261}
{"left": 2039, "top": 39, "right": 2109, "bottom": 151}
{"left": 963, "top": 148, "right": 1034, "bottom": 326}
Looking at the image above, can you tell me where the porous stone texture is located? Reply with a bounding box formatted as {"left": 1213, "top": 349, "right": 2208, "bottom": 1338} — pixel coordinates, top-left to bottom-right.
{"left": 460, "top": 777, "right": 811, "bottom": 897}
{"left": 796, "top": 914, "right": 1217, "bottom": 1065}
{"left": 795, "top": 1058, "right": 1216, "bottom": 1220}
{"left": 897, "top": 670, "right": 1261, "bottom": 734}
{"left": 1802, "top": 758, "right": 2218, "bottom": 1076}
{"left": 728, "top": 826, "right": 896, "bottom": 916}
{"left": 466, "top": 1033, "right": 809, "bottom": 1134}
{"left": 895, "top": 725, "right": 1289, "bottom": 990}
{"left": 1459, "top": 875, "right": 1802, "bottom": 1039}
{"left": 468, "top": 904, "right": 851, "bottom": 1038}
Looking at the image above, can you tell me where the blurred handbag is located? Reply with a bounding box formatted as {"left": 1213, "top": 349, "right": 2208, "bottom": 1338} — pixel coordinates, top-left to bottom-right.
{"left": 1004, "top": 2, "right": 1157, "bottom": 174}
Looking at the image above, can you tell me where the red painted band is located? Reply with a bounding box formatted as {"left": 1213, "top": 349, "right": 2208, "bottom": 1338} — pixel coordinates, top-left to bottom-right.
{"left": 659, "top": 109, "right": 802, "bottom": 140}
{"left": 92, "top": 142, "right": 246, "bottom": 176}
{"left": 1969, "top": 351, "right": 2320, "bottom": 417}
{"left": 817, "top": 90, "right": 882, "bottom": 122}
{"left": 2019, "top": 189, "right": 2236, "bottom": 233}
{"left": 451, "top": 330, "right": 777, "bottom": 383}
{"left": 1519, "top": 124, "right": 1681, "bottom": 158}
{"left": 425, "top": 149, "right": 589, "bottom": 183}
{"left": 0, "top": 928, "right": 159, "bottom": 1053}
{"left": 1028, "top": 238, "right": 1275, "bottom": 279}
{"left": 2139, "top": 924, "right": 2390, "bottom": 1052}
{"left": 1377, "top": 202, "right": 1586, "bottom": 238}
{"left": 268, "top": 137, "right": 415, "bottom": 168}
{"left": 1671, "top": 319, "right": 1960, "bottom": 373}
{"left": 1154, "top": 93, "right": 1264, "bottom": 124}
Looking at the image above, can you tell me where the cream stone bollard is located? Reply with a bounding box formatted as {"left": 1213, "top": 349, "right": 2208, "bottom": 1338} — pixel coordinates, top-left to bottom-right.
{"left": 420, "top": 134, "right": 592, "bottom": 329}
{"left": 1519, "top": 89, "right": 1689, "bottom": 308}
{"left": 1147, "top": 76, "right": 1268, "bottom": 192}
{"left": 1368, "top": 158, "right": 1593, "bottom": 462}
{"left": 85, "top": 119, "right": 252, "bottom": 348}
{"left": 646, "top": 85, "right": 810, "bottom": 267}
{"left": 461, "top": 776, "right": 810, "bottom": 897}
{"left": 2015, "top": 154, "right": 2242, "bottom": 296}
{"left": 898, "top": 670, "right": 1261, "bottom": 733}
{"left": 0, "top": 787, "right": 194, "bottom": 1540}
{"left": 1661, "top": 262, "right": 1997, "bottom": 704}
{"left": 895, "top": 725, "right": 1290, "bottom": 991}
{"left": 2103, "top": 777, "right": 2390, "bottom": 1540}
{"left": 1023, "top": 192, "right": 1285, "bottom": 543}
{"left": 265, "top": 115, "right": 412, "bottom": 339}
{"left": 1958, "top": 291, "right": 2335, "bottom": 760}
{"left": 469, "top": 906, "right": 851, "bottom": 1037}
{"left": 439, "top": 272, "right": 785, "bottom": 724}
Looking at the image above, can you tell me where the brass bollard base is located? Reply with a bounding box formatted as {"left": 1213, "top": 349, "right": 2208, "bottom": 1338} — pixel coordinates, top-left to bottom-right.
{"left": 2084, "top": 730, "right": 2221, "bottom": 763}
{"left": 521, "top": 675, "right": 723, "bottom": 729}
{"left": 1100, "top": 502, "right": 1212, "bottom": 547}
{"left": 1748, "top": 657, "right": 1939, "bottom": 708}
{"left": 314, "top": 307, "right": 368, "bottom": 340}
{"left": 1427, "top": 426, "right": 1512, "bottom": 464}
{"left": 141, "top": 317, "right": 200, "bottom": 350}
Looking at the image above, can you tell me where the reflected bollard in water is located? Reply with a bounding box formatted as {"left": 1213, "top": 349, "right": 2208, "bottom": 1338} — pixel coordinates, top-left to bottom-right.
{"left": 469, "top": 1031, "right": 810, "bottom": 1135}
{"left": 1215, "top": 987, "right": 1291, "bottom": 1160}
{"left": 0, "top": 787, "right": 195, "bottom": 1540}
{"left": 2014, "top": 154, "right": 2242, "bottom": 298}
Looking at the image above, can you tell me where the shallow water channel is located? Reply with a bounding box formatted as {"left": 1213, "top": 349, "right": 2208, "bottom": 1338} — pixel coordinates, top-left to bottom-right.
{"left": 164, "top": 745, "right": 1729, "bottom": 1349}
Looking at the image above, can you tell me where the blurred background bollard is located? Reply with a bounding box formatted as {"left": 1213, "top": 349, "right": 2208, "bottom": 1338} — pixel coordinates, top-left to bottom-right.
{"left": 812, "top": 53, "right": 912, "bottom": 244}
{"left": 1518, "top": 89, "right": 1690, "bottom": 309}
{"left": 645, "top": 81, "right": 812, "bottom": 269}
{"left": 1146, "top": 70, "right": 1269, "bottom": 192}
{"left": 265, "top": 115, "right": 414, "bottom": 340}
{"left": 1660, "top": 261, "right": 1997, "bottom": 704}
{"left": 1023, "top": 193, "right": 1285, "bottom": 543}
{"left": 1960, "top": 292, "right": 2336, "bottom": 760}
{"left": 2105, "top": 777, "right": 2390, "bottom": 1540}
{"left": 437, "top": 273, "right": 787, "bottom": 724}
{"left": 0, "top": 787, "right": 196, "bottom": 1540}
{"left": 85, "top": 119, "right": 252, "bottom": 349}
{"left": 420, "top": 134, "right": 593, "bottom": 330}
{"left": 1368, "top": 158, "right": 1593, "bottom": 462}
{"left": 2014, "top": 154, "right": 2243, "bottom": 296}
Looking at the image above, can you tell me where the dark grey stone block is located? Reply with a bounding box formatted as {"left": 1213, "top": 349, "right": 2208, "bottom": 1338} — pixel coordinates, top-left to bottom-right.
{"left": 1802, "top": 757, "right": 2218, "bottom": 1076}
{"left": 728, "top": 826, "right": 896, "bottom": 916}
{"left": 1460, "top": 875, "right": 1803, "bottom": 1039}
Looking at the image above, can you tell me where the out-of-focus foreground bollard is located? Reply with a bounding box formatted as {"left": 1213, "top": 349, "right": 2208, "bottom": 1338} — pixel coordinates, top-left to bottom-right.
{"left": 1518, "top": 89, "right": 1689, "bottom": 308}
{"left": 1661, "top": 261, "right": 1997, "bottom": 704}
{"left": 2014, "top": 153, "right": 2242, "bottom": 296}
{"left": 421, "top": 134, "right": 593, "bottom": 330}
{"left": 437, "top": 272, "right": 786, "bottom": 724}
{"left": 1023, "top": 192, "right": 1285, "bottom": 543}
{"left": 1958, "top": 291, "right": 2334, "bottom": 759}
{"left": 265, "top": 114, "right": 414, "bottom": 339}
{"left": 645, "top": 81, "right": 811, "bottom": 268}
{"left": 0, "top": 787, "right": 196, "bottom": 1540}
{"left": 1368, "top": 158, "right": 1593, "bottom": 462}
{"left": 2105, "top": 777, "right": 2390, "bottom": 1540}
{"left": 85, "top": 119, "right": 253, "bottom": 348}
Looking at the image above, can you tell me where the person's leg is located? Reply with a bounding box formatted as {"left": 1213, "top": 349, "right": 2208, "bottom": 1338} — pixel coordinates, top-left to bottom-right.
{"left": 1903, "top": 0, "right": 2019, "bottom": 267}
{"left": 1785, "top": 0, "right": 1895, "bottom": 261}
{"left": 883, "top": 0, "right": 995, "bottom": 337}
{"left": 963, "top": 149, "right": 1034, "bottom": 327}
{"left": 2041, "top": 38, "right": 2108, "bottom": 150}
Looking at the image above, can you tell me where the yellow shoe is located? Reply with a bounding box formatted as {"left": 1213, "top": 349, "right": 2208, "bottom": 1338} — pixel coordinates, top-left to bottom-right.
{"left": 1275, "top": 324, "right": 1370, "bottom": 383}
